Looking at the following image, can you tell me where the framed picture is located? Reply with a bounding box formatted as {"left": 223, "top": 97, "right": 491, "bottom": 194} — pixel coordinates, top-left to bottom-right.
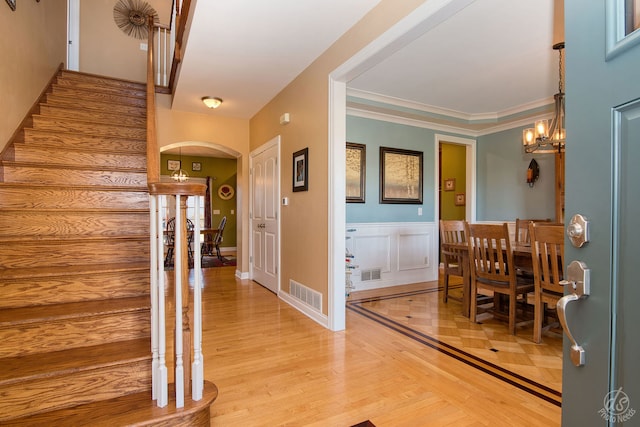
{"left": 455, "top": 193, "right": 466, "bottom": 206}
{"left": 346, "top": 142, "right": 366, "bottom": 203}
{"left": 167, "top": 160, "right": 180, "bottom": 171}
{"left": 5, "top": 0, "right": 16, "bottom": 11}
{"left": 192, "top": 162, "right": 202, "bottom": 171}
{"left": 379, "top": 147, "right": 423, "bottom": 204}
{"left": 444, "top": 178, "right": 455, "bottom": 191}
{"left": 292, "top": 147, "right": 308, "bottom": 192}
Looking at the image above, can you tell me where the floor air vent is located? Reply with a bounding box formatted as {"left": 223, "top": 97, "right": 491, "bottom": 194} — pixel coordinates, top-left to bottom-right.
{"left": 290, "top": 280, "right": 322, "bottom": 312}
{"left": 361, "top": 268, "right": 382, "bottom": 281}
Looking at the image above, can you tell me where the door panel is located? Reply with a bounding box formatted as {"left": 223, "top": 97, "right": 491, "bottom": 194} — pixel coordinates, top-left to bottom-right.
{"left": 250, "top": 139, "right": 279, "bottom": 294}
{"left": 563, "top": 1, "right": 640, "bottom": 424}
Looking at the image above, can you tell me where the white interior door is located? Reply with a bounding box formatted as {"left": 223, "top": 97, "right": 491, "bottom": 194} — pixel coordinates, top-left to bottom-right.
{"left": 250, "top": 137, "right": 280, "bottom": 294}
{"left": 67, "top": 0, "right": 79, "bottom": 71}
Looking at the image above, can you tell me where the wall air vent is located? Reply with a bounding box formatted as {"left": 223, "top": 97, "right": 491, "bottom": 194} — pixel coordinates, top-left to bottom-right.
{"left": 290, "top": 280, "right": 322, "bottom": 312}
{"left": 360, "top": 268, "right": 382, "bottom": 281}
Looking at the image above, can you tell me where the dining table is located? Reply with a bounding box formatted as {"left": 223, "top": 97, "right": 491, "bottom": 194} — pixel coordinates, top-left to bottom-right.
{"left": 441, "top": 241, "right": 533, "bottom": 317}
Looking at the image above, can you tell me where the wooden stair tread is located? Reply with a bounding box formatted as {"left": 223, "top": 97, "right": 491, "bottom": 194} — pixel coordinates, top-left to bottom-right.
{"left": 0, "top": 295, "right": 150, "bottom": 326}
{"left": 0, "top": 182, "right": 149, "bottom": 192}
{"left": 59, "top": 70, "right": 146, "bottom": 90}
{"left": 1, "top": 381, "right": 218, "bottom": 427}
{"left": 0, "top": 338, "right": 150, "bottom": 385}
{"left": 1, "top": 160, "right": 147, "bottom": 173}
{"left": 0, "top": 262, "right": 149, "bottom": 280}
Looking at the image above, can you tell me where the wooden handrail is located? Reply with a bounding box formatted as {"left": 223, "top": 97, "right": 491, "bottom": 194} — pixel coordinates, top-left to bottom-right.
{"left": 146, "top": 15, "right": 159, "bottom": 184}
{"left": 168, "top": 0, "right": 192, "bottom": 93}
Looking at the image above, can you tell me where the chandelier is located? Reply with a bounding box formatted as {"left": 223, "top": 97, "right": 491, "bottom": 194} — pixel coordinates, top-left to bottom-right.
{"left": 170, "top": 148, "right": 189, "bottom": 182}
{"left": 523, "top": 42, "right": 565, "bottom": 154}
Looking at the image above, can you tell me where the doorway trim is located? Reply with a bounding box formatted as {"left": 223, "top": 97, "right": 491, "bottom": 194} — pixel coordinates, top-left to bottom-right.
{"left": 328, "top": 0, "right": 477, "bottom": 331}
{"left": 434, "top": 134, "right": 476, "bottom": 225}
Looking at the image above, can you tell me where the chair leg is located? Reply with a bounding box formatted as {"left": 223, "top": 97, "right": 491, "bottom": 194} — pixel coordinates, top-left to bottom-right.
{"left": 470, "top": 280, "right": 478, "bottom": 324}
{"left": 508, "top": 292, "right": 516, "bottom": 335}
{"left": 443, "top": 273, "right": 449, "bottom": 303}
{"left": 533, "top": 292, "right": 543, "bottom": 343}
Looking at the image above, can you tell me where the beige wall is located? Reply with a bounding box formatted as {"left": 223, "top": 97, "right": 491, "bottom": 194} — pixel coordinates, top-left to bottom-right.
{"left": 249, "top": 0, "right": 425, "bottom": 314}
{"left": 0, "top": 0, "right": 67, "bottom": 152}
{"left": 156, "top": 94, "right": 251, "bottom": 272}
{"left": 79, "top": 0, "right": 172, "bottom": 82}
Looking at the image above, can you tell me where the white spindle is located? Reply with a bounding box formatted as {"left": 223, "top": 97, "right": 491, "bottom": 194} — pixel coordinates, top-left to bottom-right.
{"left": 162, "top": 28, "right": 168, "bottom": 86}
{"left": 156, "top": 195, "right": 168, "bottom": 407}
{"left": 174, "top": 195, "right": 184, "bottom": 408}
{"left": 150, "top": 195, "right": 158, "bottom": 400}
{"left": 155, "top": 28, "right": 161, "bottom": 85}
{"left": 192, "top": 196, "right": 204, "bottom": 400}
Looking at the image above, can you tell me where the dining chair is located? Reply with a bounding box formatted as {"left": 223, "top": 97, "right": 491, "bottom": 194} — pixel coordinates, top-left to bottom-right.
{"left": 439, "top": 220, "right": 466, "bottom": 303}
{"left": 164, "top": 217, "right": 195, "bottom": 267}
{"left": 529, "top": 222, "right": 565, "bottom": 343}
{"left": 466, "top": 222, "right": 534, "bottom": 335}
{"left": 514, "top": 218, "right": 552, "bottom": 244}
{"left": 212, "top": 216, "right": 227, "bottom": 261}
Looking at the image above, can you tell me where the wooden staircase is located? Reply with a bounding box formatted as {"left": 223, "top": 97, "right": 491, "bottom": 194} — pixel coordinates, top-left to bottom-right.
{"left": 0, "top": 70, "right": 216, "bottom": 426}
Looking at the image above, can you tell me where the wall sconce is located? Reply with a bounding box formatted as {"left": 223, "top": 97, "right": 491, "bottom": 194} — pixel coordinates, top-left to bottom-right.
{"left": 202, "top": 97, "right": 223, "bottom": 109}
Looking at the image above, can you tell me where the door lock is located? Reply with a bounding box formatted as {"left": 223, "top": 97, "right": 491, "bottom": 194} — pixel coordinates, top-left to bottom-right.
{"left": 567, "top": 214, "right": 590, "bottom": 248}
{"left": 557, "top": 260, "right": 590, "bottom": 366}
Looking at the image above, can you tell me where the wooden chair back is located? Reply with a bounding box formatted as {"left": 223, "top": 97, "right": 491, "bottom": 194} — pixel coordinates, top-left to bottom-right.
{"left": 514, "top": 218, "right": 551, "bottom": 244}
{"left": 439, "top": 220, "right": 466, "bottom": 302}
{"left": 529, "top": 222, "right": 565, "bottom": 342}
{"left": 466, "top": 223, "right": 514, "bottom": 286}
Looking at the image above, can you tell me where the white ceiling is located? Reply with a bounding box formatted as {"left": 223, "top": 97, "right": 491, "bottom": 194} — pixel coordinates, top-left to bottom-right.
{"left": 168, "top": 0, "right": 561, "bottom": 157}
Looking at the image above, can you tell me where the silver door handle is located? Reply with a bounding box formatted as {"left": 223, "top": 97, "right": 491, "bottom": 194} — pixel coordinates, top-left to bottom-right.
{"left": 557, "top": 260, "right": 590, "bottom": 367}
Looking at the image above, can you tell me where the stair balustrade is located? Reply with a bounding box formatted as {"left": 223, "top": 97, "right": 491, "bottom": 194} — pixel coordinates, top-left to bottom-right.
{"left": 149, "top": 184, "right": 206, "bottom": 408}
{"left": 146, "top": 5, "right": 207, "bottom": 409}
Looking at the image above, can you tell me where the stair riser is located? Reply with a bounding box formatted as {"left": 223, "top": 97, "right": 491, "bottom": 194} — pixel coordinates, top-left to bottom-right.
{"left": 0, "top": 239, "right": 150, "bottom": 269}
{"left": 44, "top": 94, "right": 146, "bottom": 117}
{"left": 0, "top": 310, "right": 150, "bottom": 359}
{"left": 59, "top": 70, "right": 146, "bottom": 91}
{"left": 32, "top": 116, "right": 146, "bottom": 139}
{"left": 0, "top": 187, "right": 149, "bottom": 210}
{"left": 0, "top": 211, "right": 150, "bottom": 239}
{"left": 0, "top": 270, "right": 150, "bottom": 309}
{"left": 11, "top": 145, "right": 147, "bottom": 169}
{"left": 21, "top": 128, "right": 146, "bottom": 152}
{"left": 39, "top": 105, "right": 146, "bottom": 127}
{"left": 0, "top": 359, "right": 151, "bottom": 421}
{"left": 54, "top": 78, "right": 146, "bottom": 98}
{"left": 50, "top": 87, "right": 146, "bottom": 107}
{"left": 0, "top": 164, "right": 147, "bottom": 186}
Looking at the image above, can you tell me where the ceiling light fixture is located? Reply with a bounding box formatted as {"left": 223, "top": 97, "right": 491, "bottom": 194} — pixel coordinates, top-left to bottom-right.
{"left": 523, "top": 42, "right": 566, "bottom": 154}
{"left": 202, "top": 97, "right": 223, "bottom": 109}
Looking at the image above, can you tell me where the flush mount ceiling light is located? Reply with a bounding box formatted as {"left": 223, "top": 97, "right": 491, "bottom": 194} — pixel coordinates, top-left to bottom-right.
{"left": 202, "top": 97, "right": 223, "bottom": 109}
{"left": 523, "top": 42, "right": 566, "bottom": 154}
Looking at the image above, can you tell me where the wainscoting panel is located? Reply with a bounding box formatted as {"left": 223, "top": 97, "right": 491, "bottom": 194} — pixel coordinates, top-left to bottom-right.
{"left": 346, "top": 222, "right": 438, "bottom": 291}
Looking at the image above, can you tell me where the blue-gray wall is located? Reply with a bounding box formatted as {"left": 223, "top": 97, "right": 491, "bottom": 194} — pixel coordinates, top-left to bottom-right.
{"left": 347, "top": 115, "right": 557, "bottom": 223}
{"left": 476, "top": 127, "right": 556, "bottom": 221}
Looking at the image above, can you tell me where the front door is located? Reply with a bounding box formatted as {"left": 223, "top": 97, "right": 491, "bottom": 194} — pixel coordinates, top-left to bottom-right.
{"left": 250, "top": 137, "right": 280, "bottom": 294}
{"left": 562, "top": 1, "right": 640, "bottom": 424}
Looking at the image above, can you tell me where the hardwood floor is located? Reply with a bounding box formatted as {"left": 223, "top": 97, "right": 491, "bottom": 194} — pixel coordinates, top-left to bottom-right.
{"left": 189, "top": 266, "right": 561, "bottom": 426}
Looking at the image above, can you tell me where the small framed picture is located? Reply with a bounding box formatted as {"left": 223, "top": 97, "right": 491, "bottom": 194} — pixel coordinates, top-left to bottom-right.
{"left": 293, "top": 148, "right": 309, "bottom": 192}
{"left": 5, "top": 0, "right": 16, "bottom": 11}
{"left": 444, "top": 178, "right": 455, "bottom": 191}
{"left": 455, "top": 193, "right": 466, "bottom": 206}
{"left": 192, "top": 162, "right": 202, "bottom": 171}
{"left": 167, "top": 160, "right": 180, "bottom": 171}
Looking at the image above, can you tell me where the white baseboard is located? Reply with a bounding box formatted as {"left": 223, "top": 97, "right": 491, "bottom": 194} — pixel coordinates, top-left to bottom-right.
{"left": 279, "top": 291, "right": 328, "bottom": 328}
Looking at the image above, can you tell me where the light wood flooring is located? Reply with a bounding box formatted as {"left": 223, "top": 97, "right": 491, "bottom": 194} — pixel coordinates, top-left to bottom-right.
{"left": 183, "top": 266, "right": 561, "bottom": 426}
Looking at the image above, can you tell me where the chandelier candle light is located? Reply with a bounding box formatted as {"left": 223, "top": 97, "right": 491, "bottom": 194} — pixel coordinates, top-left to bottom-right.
{"left": 171, "top": 148, "right": 189, "bottom": 182}
{"left": 523, "top": 42, "right": 566, "bottom": 154}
